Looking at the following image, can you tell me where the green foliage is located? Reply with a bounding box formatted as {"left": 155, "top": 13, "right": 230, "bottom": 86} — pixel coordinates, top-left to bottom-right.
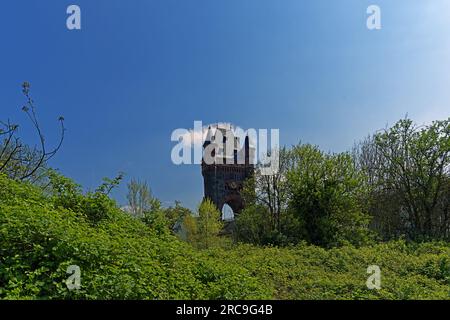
{"left": 141, "top": 198, "right": 171, "bottom": 236}
{"left": 205, "top": 241, "right": 450, "bottom": 299}
{"left": 126, "top": 178, "right": 153, "bottom": 218}
{"left": 369, "top": 118, "right": 450, "bottom": 241}
{"left": 1, "top": 115, "right": 449, "bottom": 300}
{"left": 0, "top": 174, "right": 448, "bottom": 300}
{"left": 185, "top": 199, "right": 224, "bottom": 249}
{"left": 236, "top": 117, "right": 449, "bottom": 247}
{"left": 95, "top": 173, "right": 124, "bottom": 195}
{"left": 0, "top": 174, "right": 269, "bottom": 299}
{"left": 240, "top": 147, "right": 291, "bottom": 234}
{"left": 235, "top": 205, "right": 302, "bottom": 246}
{"left": 235, "top": 205, "right": 271, "bottom": 245}
{"left": 236, "top": 143, "right": 372, "bottom": 248}
{"left": 164, "top": 201, "right": 193, "bottom": 231}
{"left": 46, "top": 170, "right": 119, "bottom": 225}
{"left": 125, "top": 178, "right": 171, "bottom": 234}
{"left": 287, "top": 144, "right": 372, "bottom": 247}
{"left": 182, "top": 213, "right": 198, "bottom": 244}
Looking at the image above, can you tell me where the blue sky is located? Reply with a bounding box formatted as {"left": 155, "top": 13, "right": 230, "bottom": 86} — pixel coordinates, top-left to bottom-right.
{"left": 1, "top": 1, "right": 449, "bottom": 210}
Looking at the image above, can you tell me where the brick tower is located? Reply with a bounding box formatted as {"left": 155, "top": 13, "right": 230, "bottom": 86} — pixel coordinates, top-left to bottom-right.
{"left": 201, "top": 123, "right": 255, "bottom": 216}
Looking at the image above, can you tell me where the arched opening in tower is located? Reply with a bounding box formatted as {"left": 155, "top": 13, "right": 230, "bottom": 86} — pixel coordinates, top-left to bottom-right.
{"left": 221, "top": 203, "right": 235, "bottom": 221}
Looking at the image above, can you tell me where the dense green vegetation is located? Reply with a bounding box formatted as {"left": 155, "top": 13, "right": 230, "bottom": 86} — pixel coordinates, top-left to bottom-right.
{"left": 0, "top": 84, "right": 448, "bottom": 299}
{"left": 235, "top": 118, "right": 449, "bottom": 247}
{"left": 0, "top": 174, "right": 449, "bottom": 299}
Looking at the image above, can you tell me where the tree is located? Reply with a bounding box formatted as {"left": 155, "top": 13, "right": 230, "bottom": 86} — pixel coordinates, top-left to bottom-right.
{"left": 46, "top": 170, "right": 122, "bottom": 224}
{"left": 355, "top": 118, "right": 450, "bottom": 241}
{"left": 182, "top": 213, "right": 198, "bottom": 244}
{"left": 242, "top": 147, "right": 291, "bottom": 233}
{"left": 164, "top": 200, "right": 193, "bottom": 232}
{"left": 95, "top": 173, "right": 124, "bottom": 195}
{"left": 237, "top": 147, "right": 302, "bottom": 245}
{"left": 126, "top": 178, "right": 169, "bottom": 233}
{"left": 287, "top": 144, "right": 371, "bottom": 247}
{"left": 126, "top": 179, "right": 153, "bottom": 218}
{"left": 0, "top": 82, "right": 65, "bottom": 183}
{"left": 195, "top": 199, "right": 223, "bottom": 249}
{"left": 142, "top": 199, "right": 169, "bottom": 235}
{"left": 234, "top": 204, "right": 271, "bottom": 245}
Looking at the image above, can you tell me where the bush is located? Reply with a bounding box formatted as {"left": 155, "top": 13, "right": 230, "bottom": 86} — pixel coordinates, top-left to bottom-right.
{"left": 0, "top": 174, "right": 448, "bottom": 300}
{"left": 287, "top": 144, "right": 372, "bottom": 247}
{"left": 0, "top": 174, "right": 269, "bottom": 299}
